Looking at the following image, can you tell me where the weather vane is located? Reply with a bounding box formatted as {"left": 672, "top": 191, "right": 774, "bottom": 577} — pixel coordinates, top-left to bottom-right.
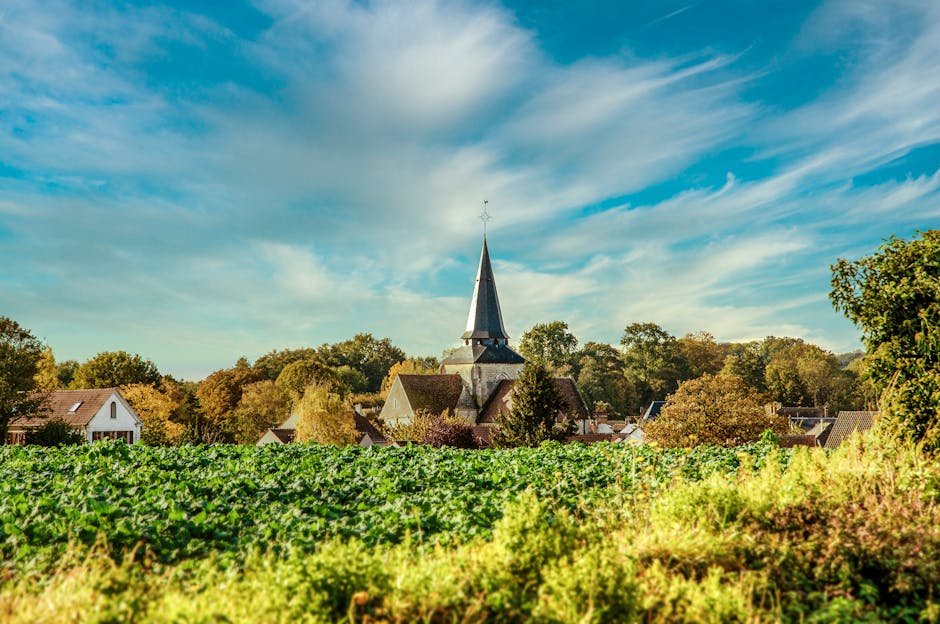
{"left": 479, "top": 199, "right": 492, "bottom": 237}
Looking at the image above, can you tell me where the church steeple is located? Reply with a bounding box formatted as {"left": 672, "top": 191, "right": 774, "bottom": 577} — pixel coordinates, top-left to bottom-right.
{"left": 461, "top": 238, "right": 510, "bottom": 345}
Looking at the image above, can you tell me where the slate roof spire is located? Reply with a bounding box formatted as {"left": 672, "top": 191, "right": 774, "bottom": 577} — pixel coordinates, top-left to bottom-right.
{"left": 462, "top": 237, "right": 510, "bottom": 345}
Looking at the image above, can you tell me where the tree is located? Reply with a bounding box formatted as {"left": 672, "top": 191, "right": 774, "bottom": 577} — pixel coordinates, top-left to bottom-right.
{"left": 25, "top": 418, "right": 84, "bottom": 446}
{"left": 381, "top": 358, "right": 438, "bottom": 395}
{"left": 295, "top": 385, "right": 359, "bottom": 445}
{"left": 276, "top": 359, "right": 337, "bottom": 402}
{"left": 0, "top": 317, "right": 46, "bottom": 444}
{"left": 675, "top": 332, "right": 726, "bottom": 379}
{"left": 56, "top": 359, "right": 79, "bottom": 388}
{"left": 34, "top": 346, "right": 59, "bottom": 392}
{"left": 253, "top": 348, "right": 319, "bottom": 380}
{"left": 620, "top": 323, "right": 686, "bottom": 409}
{"left": 121, "top": 383, "right": 186, "bottom": 446}
{"left": 830, "top": 230, "right": 940, "bottom": 449}
{"left": 72, "top": 351, "right": 161, "bottom": 389}
{"left": 518, "top": 321, "right": 579, "bottom": 375}
{"left": 316, "top": 334, "right": 406, "bottom": 393}
{"left": 492, "top": 361, "right": 573, "bottom": 448}
{"left": 644, "top": 373, "right": 790, "bottom": 448}
{"left": 575, "top": 342, "right": 636, "bottom": 417}
{"left": 195, "top": 365, "right": 264, "bottom": 441}
{"left": 230, "top": 380, "right": 291, "bottom": 444}
{"left": 722, "top": 341, "right": 768, "bottom": 391}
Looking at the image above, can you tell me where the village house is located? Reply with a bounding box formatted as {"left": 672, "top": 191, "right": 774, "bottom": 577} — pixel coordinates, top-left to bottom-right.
{"left": 379, "top": 238, "right": 591, "bottom": 437}
{"left": 6, "top": 388, "right": 142, "bottom": 445}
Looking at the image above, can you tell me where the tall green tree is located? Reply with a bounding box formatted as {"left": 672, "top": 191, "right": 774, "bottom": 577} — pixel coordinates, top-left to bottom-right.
{"left": 253, "top": 348, "right": 319, "bottom": 380}
{"left": 72, "top": 351, "right": 161, "bottom": 389}
{"left": 492, "top": 361, "right": 572, "bottom": 447}
{"left": 276, "top": 359, "right": 337, "bottom": 402}
{"left": 518, "top": 321, "right": 579, "bottom": 375}
{"left": 56, "top": 359, "right": 79, "bottom": 388}
{"left": 575, "top": 342, "right": 636, "bottom": 417}
{"left": 620, "top": 322, "right": 686, "bottom": 409}
{"left": 317, "top": 334, "right": 406, "bottom": 393}
{"left": 0, "top": 317, "right": 46, "bottom": 444}
{"left": 831, "top": 230, "right": 940, "bottom": 449}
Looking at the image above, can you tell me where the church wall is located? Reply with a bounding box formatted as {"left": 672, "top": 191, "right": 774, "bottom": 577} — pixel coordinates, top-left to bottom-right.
{"left": 441, "top": 361, "right": 523, "bottom": 413}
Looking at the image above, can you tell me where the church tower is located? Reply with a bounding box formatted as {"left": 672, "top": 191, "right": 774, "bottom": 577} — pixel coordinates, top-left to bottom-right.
{"left": 442, "top": 237, "right": 525, "bottom": 418}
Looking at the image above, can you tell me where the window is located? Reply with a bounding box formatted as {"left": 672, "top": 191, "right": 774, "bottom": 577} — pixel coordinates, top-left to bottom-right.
{"left": 6, "top": 431, "right": 26, "bottom": 445}
{"left": 110, "top": 401, "right": 117, "bottom": 419}
{"left": 91, "top": 430, "right": 134, "bottom": 444}
{"left": 68, "top": 401, "right": 83, "bottom": 413}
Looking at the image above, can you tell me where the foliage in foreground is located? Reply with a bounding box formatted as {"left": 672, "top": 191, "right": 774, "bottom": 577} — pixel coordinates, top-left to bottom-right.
{"left": 0, "top": 440, "right": 779, "bottom": 568}
{"left": 2, "top": 438, "right": 939, "bottom": 623}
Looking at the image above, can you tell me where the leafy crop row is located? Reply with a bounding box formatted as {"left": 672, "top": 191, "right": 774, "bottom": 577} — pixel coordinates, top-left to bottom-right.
{"left": 0, "top": 439, "right": 784, "bottom": 566}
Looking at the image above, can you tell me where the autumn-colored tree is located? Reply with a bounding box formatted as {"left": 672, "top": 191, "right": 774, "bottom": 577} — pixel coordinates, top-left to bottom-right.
{"left": 121, "top": 383, "right": 186, "bottom": 446}
{"left": 675, "top": 332, "right": 727, "bottom": 379}
{"left": 831, "top": 230, "right": 940, "bottom": 449}
{"left": 492, "top": 361, "right": 573, "bottom": 448}
{"left": 276, "top": 359, "right": 337, "bottom": 402}
{"left": 764, "top": 341, "right": 843, "bottom": 407}
{"left": 644, "top": 373, "right": 790, "bottom": 448}
{"left": 34, "top": 346, "right": 60, "bottom": 392}
{"left": 295, "top": 385, "right": 359, "bottom": 445}
{"left": 195, "top": 364, "right": 264, "bottom": 440}
{"left": 253, "top": 348, "right": 319, "bottom": 380}
{"left": 72, "top": 351, "right": 161, "bottom": 389}
{"left": 230, "top": 380, "right": 291, "bottom": 444}
{"left": 0, "top": 317, "right": 46, "bottom": 444}
{"left": 381, "top": 358, "right": 438, "bottom": 395}
{"left": 519, "top": 321, "right": 580, "bottom": 375}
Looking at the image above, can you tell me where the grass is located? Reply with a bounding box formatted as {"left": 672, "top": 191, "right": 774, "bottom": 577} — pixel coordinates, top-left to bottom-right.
{"left": 2, "top": 436, "right": 939, "bottom": 622}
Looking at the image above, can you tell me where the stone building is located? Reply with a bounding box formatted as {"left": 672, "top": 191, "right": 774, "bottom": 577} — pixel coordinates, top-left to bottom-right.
{"left": 379, "top": 238, "right": 588, "bottom": 432}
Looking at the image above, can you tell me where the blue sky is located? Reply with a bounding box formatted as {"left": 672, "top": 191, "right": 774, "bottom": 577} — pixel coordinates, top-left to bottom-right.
{"left": 1, "top": 0, "right": 938, "bottom": 380}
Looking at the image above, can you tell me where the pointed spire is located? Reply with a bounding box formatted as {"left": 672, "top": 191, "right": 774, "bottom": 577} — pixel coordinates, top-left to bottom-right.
{"left": 461, "top": 238, "right": 510, "bottom": 344}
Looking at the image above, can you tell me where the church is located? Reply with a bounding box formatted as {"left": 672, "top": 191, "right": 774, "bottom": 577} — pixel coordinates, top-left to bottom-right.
{"left": 379, "top": 237, "right": 589, "bottom": 434}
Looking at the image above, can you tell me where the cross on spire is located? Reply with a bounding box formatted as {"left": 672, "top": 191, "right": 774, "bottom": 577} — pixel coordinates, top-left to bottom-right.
{"left": 479, "top": 199, "right": 491, "bottom": 237}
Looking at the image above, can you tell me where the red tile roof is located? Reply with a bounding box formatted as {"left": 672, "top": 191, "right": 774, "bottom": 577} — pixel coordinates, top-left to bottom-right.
{"left": 478, "top": 378, "right": 589, "bottom": 424}
{"left": 11, "top": 388, "right": 118, "bottom": 428}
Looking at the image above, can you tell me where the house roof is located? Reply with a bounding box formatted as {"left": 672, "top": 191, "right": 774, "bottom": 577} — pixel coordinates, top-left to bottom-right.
{"left": 461, "top": 238, "right": 510, "bottom": 343}
{"left": 397, "top": 374, "right": 465, "bottom": 416}
{"left": 805, "top": 420, "right": 833, "bottom": 446}
{"left": 478, "top": 378, "right": 590, "bottom": 424}
{"left": 269, "top": 428, "right": 296, "bottom": 444}
{"left": 824, "top": 411, "right": 878, "bottom": 449}
{"left": 11, "top": 388, "right": 119, "bottom": 428}
{"left": 440, "top": 342, "right": 525, "bottom": 365}
{"left": 354, "top": 413, "right": 386, "bottom": 444}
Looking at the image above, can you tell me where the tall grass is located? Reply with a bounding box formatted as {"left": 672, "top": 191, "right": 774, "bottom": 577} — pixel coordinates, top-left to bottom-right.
{"left": 2, "top": 437, "right": 939, "bottom": 623}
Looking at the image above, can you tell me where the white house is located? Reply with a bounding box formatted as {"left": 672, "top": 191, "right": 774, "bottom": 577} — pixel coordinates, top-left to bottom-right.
{"left": 7, "top": 388, "right": 142, "bottom": 444}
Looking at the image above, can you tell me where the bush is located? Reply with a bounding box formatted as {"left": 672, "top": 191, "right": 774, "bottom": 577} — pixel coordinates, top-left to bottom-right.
{"left": 24, "top": 418, "right": 85, "bottom": 446}
{"left": 424, "top": 418, "right": 477, "bottom": 449}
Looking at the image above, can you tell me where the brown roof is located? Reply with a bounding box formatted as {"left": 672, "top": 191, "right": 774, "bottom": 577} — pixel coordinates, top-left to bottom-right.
{"left": 824, "top": 411, "right": 878, "bottom": 449}
{"left": 11, "top": 388, "right": 118, "bottom": 428}
{"left": 478, "top": 378, "right": 590, "bottom": 424}
{"left": 354, "top": 413, "right": 386, "bottom": 443}
{"left": 269, "top": 428, "right": 296, "bottom": 443}
{"left": 398, "top": 374, "right": 464, "bottom": 416}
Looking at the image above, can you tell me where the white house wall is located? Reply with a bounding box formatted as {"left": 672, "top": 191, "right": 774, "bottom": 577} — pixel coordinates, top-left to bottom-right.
{"left": 86, "top": 392, "right": 142, "bottom": 444}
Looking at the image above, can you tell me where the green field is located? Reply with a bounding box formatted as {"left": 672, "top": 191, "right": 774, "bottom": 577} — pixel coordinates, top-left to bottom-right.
{"left": 2, "top": 438, "right": 939, "bottom": 623}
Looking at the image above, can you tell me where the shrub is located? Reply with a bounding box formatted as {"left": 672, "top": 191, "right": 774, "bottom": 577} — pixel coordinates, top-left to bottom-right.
{"left": 24, "top": 418, "right": 84, "bottom": 446}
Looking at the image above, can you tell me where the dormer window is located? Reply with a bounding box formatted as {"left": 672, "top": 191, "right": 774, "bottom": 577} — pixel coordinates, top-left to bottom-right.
{"left": 68, "top": 401, "right": 83, "bottom": 413}
{"left": 110, "top": 402, "right": 117, "bottom": 419}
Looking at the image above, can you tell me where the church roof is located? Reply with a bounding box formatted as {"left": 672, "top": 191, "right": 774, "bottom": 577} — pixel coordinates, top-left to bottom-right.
{"left": 478, "top": 378, "right": 590, "bottom": 424}
{"left": 397, "top": 374, "right": 465, "bottom": 416}
{"left": 462, "top": 238, "right": 510, "bottom": 342}
{"left": 441, "top": 343, "right": 525, "bottom": 366}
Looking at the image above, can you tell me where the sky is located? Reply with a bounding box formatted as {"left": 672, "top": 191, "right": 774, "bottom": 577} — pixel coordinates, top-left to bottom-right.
{"left": 1, "top": 0, "right": 938, "bottom": 380}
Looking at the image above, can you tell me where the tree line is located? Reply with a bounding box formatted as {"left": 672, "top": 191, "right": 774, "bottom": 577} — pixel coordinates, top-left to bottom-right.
{"left": 517, "top": 321, "right": 874, "bottom": 419}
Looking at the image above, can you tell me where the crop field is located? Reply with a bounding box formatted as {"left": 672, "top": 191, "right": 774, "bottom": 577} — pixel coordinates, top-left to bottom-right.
{"left": 2, "top": 438, "right": 940, "bottom": 623}
{"left": 0, "top": 440, "right": 778, "bottom": 567}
